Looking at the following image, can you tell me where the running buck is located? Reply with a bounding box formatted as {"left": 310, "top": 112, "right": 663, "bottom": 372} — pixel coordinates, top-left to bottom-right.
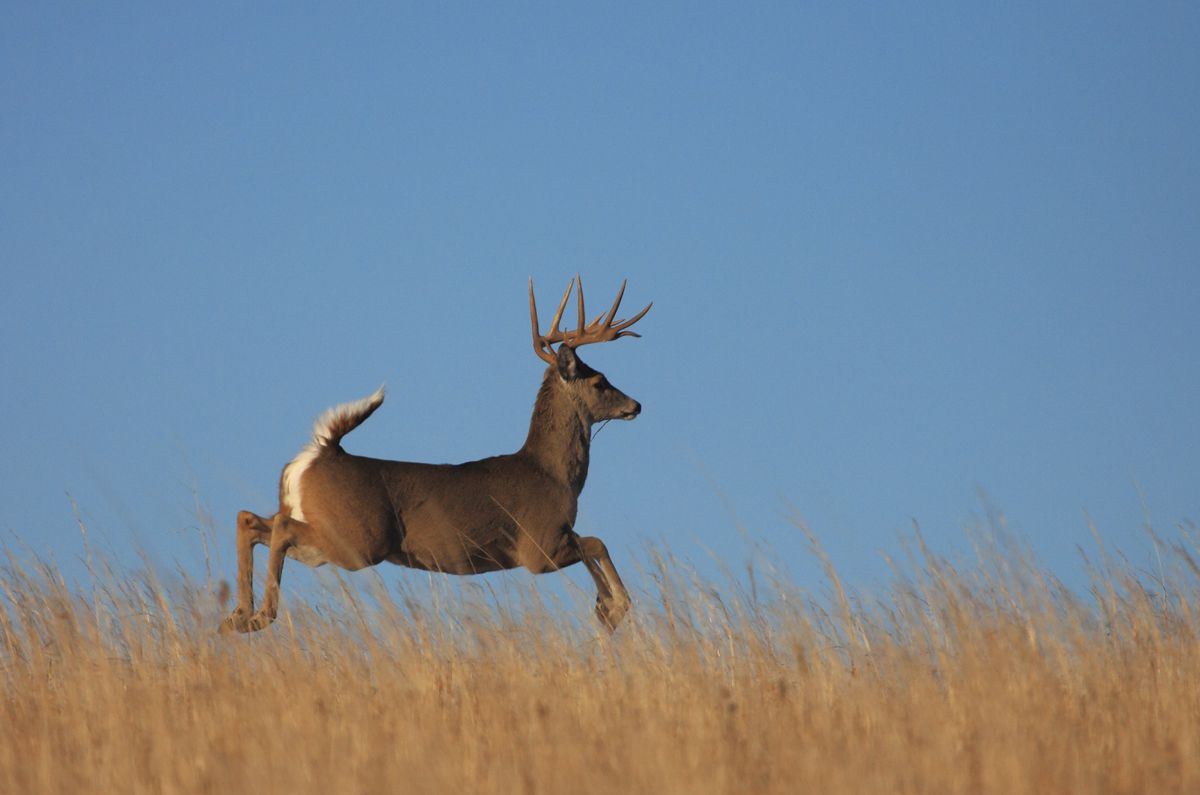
{"left": 220, "top": 277, "right": 650, "bottom": 634}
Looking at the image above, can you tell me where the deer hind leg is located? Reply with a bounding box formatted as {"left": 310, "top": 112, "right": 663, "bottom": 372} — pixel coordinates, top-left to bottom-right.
{"left": 219, "top": 512, "right": 319, "bottom": 634}
{"left": 556, "top": 534, "right": 632, "bottom": 632}
{"left": 219, "top": 510, "right": 272, "bottom": 634}
{"left": 241, "top": 512, "right": 314, "bottom": 632}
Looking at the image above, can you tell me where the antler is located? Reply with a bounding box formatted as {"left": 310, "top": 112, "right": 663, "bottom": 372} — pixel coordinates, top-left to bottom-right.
{"left": 529, "top": 275, "right": 652, "bottom": 365}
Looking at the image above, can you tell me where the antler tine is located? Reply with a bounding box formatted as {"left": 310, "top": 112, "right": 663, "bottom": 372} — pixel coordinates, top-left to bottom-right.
{"left": 529, "top": 278, "right": 554, "bottom": 364}
{"left": 576, "top": 273, "right": 587, "bottom": 336}
{"left": 548, "top": 277, "right": 574, "bottom": 338}
{"left": 528, "top": 278, "right": 540, "bottom": 329}
{"left": 603, "top": 279, "right": 627, "bottom": 327}
{"left": 611, "top": 299, "right": 653, "bottom": 333}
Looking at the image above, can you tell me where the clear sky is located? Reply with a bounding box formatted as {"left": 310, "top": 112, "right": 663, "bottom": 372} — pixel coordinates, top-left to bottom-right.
{"left": 2, "top": 4, "right": 1197, "bottom": 600}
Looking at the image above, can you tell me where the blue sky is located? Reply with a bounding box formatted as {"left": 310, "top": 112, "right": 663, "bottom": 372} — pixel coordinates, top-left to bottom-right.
{"left": 2, "top": 4, "right": 1197, "bottom": 601}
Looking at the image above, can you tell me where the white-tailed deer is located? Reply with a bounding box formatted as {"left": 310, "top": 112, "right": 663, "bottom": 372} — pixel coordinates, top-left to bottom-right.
{"left": 220, "top": 277, "right": 650, "bottom": 634}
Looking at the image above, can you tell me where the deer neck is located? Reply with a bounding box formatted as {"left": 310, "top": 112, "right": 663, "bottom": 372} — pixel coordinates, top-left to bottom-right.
{"left": 520, "top": 371, "right": 591, "bottom": 495}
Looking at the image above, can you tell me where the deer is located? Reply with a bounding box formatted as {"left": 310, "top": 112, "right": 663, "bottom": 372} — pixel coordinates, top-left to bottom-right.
{"left": 220, "top": 276, "right": 650, "bottom": 635}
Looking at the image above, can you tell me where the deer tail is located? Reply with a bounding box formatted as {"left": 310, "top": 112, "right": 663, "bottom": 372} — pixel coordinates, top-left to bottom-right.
{"left": 311, "top": 385, "right": 386, "bottom": 448}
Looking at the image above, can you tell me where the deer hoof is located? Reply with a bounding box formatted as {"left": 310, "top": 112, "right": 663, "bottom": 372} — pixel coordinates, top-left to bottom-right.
{"left": 595, "top": 597, "right": 630, "bottom": 633}
{"left": 244, "top": 610, "right": 275, "bottom": 632}
{"left": 219, "top": 609, "right": 252, "bottom": 635}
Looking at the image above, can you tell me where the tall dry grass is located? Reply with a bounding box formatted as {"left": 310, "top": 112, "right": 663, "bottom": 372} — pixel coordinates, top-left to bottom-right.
{"left": 2, "top": 521, "right": 1199, "bottom": 794}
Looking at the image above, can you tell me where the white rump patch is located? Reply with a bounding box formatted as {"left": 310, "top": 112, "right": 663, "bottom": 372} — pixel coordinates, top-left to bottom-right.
{"left": 281, "top": 385, "right": 386, "bottom": 522}
{"left": 280, "top": 445, "right": 321, "bottom": 522}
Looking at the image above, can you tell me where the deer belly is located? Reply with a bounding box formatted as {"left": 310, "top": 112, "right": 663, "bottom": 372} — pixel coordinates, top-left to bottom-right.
{"left": 286, "top": 544, "right": 330, "bottom": 567}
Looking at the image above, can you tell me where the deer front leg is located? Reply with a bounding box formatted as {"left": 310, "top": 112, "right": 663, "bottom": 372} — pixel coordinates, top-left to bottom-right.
{"left": 219, "top": 510, "right": 272, "bottom": 634}
{"left": 571, "top": 535, "right": 632, "bottom": 632}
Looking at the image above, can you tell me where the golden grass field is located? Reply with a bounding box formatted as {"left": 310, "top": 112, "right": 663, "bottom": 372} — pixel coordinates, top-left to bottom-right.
{"left": 2, "top": 521, "right": 1198, "bottom": 794}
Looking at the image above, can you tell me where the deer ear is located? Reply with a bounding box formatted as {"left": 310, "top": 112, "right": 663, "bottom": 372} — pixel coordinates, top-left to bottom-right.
{"left": 556, "top": 345, "right": 581, "bottom": 380}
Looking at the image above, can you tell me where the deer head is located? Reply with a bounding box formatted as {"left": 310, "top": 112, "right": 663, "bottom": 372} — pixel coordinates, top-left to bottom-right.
{"left": 529, "top": 276, "right": 651, "bottom": 423}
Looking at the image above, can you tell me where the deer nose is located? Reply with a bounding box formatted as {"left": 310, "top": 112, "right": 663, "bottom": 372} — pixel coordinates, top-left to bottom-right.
{"left": 624, "top": 401, "right": 641, "bottom": 419}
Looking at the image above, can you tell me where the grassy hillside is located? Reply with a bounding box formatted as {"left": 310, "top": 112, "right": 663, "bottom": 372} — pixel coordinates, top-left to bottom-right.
{"left": 2, "top": 524, "right": 1198, "bottom": 793}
